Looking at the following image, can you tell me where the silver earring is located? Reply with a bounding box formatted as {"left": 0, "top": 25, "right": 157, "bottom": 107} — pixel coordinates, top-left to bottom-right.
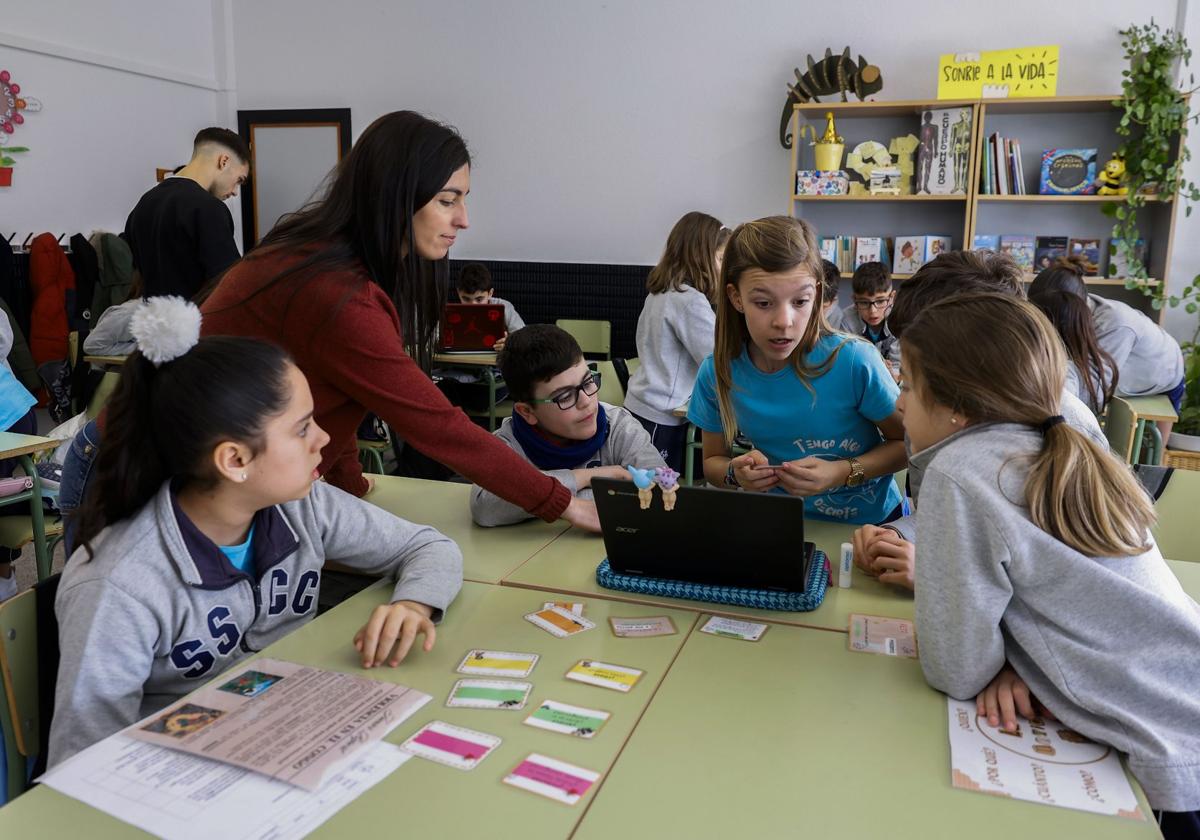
{"left": 951, "top": 417, "right": 959, "bottom": 425}
{"left": 240, "top": 472, "right": 247, "bottom": 481}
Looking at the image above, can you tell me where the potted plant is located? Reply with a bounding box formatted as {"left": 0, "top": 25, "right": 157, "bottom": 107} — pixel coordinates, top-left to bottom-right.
{"left": 1108, "top": 21, "right": 1200, "bottom": 458}
{"left": 0, "top": 146, "right": 28, "bottom": 186}
{"left": 1169, "top": 337, "right": 1200, "bottom": 451}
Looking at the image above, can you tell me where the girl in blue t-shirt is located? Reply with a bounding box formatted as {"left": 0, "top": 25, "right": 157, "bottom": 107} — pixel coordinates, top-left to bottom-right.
{"left": 687, "top": 215, "right": 907, "bottom": 524}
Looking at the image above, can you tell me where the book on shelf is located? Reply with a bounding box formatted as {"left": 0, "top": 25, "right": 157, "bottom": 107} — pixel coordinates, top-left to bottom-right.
{"left": 1107, "top": 238, "right": 1148, "bottom": 278}
{"left": 999, "top": 235, "right": 1035, "bottom": 272}
{"left": 819, "top": 238, "right": 838, "bottom": 265}
{"left": 1039, "top": 149, "right": 1098, "bottom": 195}
{"left": 972, "top": 234, "right": 1000, "bottom": 252}
{"left": 1034, "top": 236, "right": 1069, "bottom": 272}
{"left": 894, "top": 236, "right": 926, "bottom": 274}
{"left": 1068, "top": 237, "right": 1102, "bottom": 275}
{"left": 922, "top": 235, "right": 952, "bottom": 263}
{"left": 855, "top": 237, "right": 891, "bottom": 268}
{"left": 984, "top": 133, "right": 1025, "bottom": 195}
{"left": 916, "top": 106, "right": 972, "bottom": 195}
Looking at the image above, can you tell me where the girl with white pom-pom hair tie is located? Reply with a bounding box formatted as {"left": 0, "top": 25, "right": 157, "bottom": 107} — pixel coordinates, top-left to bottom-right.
{"left": 48, "top": 297, "right": 463, "bottom": 768}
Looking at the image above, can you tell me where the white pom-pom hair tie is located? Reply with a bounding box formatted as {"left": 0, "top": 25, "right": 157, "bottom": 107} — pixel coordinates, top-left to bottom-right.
{"left": 130, "top": 296, "right": 202, "bottom": 366}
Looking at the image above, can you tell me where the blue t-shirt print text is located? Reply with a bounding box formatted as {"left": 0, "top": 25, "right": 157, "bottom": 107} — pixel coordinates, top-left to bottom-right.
{"left": 687, "top": 335, "right": 903, "bottom": 525}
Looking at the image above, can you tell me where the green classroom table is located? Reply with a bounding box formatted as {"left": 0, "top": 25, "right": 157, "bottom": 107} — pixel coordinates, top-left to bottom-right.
{"left": 362, "top": 475, "right": 569, "bottom": 583}
{"left": 501, "top": 518, "right": 914, "bottom": 633}
{"left": 574, "top": 618, "right": 1160, "bottom": 840}
{"left": 0, "top": 581, "right": 697, "bottom": 838}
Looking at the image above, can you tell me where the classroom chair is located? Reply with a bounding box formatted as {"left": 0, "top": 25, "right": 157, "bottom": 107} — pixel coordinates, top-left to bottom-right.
{"left": 556, "top": 319, "right": 611, "bottom": 360}
{"left": 1103, "top": 395, "right": 1138, "bottom": 464}
{"left": 0, "top": 573, "right": 59, "bottom": 803}
{"left": 591, "top": 360, "right": 626, "bottom": 407}
{"left": 86, "top": 370, "right": 121, "bottom": 420}
{"left": 1145, "top": 466, "right": 1200, "bottom": 563}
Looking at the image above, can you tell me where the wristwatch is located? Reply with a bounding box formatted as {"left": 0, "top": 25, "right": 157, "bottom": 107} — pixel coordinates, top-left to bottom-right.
{"left": 846, "top": 457, "right": 866, "bottom": 488}
{"left": 724, "top": 461, "right": 741, "bottom": 488}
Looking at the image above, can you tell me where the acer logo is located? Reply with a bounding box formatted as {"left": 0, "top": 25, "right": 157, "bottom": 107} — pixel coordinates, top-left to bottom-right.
{"left": 616, "top": 526, "right": 639, "bottom": 534}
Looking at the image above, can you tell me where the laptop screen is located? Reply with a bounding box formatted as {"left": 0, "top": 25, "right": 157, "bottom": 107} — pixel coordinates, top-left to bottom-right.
{"left": 592, "top": 478, "right": 813, "bottom": 592}
{"left": 440, "top": 303, "right": 506, "bottom": 351}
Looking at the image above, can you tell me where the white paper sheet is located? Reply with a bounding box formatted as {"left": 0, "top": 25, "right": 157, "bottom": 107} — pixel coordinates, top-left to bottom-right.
{"left": 946, "top": 698, "right": 1144, "bottom": 820}
{"left": 39, "top": 736, "right": 411, "bottom": 839}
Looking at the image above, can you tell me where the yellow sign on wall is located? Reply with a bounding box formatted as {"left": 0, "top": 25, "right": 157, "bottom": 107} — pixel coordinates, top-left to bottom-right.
{"left": 937, "top": 46, "right": 1059, "bottom": 99}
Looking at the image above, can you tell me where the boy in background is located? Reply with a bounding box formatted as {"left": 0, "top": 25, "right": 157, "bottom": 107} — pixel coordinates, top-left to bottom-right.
{"left": 841, "top": 261, "right": 899, "bottom": 374}
{"left": 456, "top": 262, "right": 524, "bottom": 351}
{"left": 470, "top": 325, "right": 664, "bottom": 526}
{"left": 820, "top": 259, "right": 845, "bottom": 331}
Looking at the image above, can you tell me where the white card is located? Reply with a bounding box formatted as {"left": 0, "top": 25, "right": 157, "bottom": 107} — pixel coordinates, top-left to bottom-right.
{"left": 699, "top": 615, "right": 768, "bottom": 641}
{"left": 523, "top": 700, "right": 611, "bottom": 739}
{"left": 503, "top": 753, "right": 601, "bottom": 806}
{"left": 564, "top": 659, "right": 644, "bottom": 693}
{"left": 542, "top": 601, "right": 585, "bottom": 616}
{"left": 400, "top": 721, "right": 500, "bottom": 771}
{"left": 445, "top": 679, "right": 532, "bottom": 710}
{"left": 524, "top": 605, "right": 597, "bottom": 638}
{"left": 455, "top": 649, "right": 539, "bottom": 678}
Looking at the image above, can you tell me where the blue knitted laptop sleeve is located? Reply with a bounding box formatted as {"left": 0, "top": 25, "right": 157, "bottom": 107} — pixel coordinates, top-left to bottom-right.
{"left": 595, "top": 549, "right": 829, "bottom": 612}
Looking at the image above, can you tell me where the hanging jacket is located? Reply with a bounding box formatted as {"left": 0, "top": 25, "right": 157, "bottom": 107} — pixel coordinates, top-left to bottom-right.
{"left": 89, "top": 233, "right": 133, "bottom": 328}
{"left": 0, "top": 296, "right": 42, "bottom": 394}
{"left": 68, "top": 233, "right": 99, "bottom": 330}
{"left": 29, "top": 233, "right": 75, "bottom": 368}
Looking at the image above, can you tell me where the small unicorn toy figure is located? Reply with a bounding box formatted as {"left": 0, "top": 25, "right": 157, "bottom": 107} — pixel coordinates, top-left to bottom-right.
{"left": 654, "top": 467, "right": 681, "bottom": 511}
{"left": 627, "top": 465, "right": 656, "bottom": 509}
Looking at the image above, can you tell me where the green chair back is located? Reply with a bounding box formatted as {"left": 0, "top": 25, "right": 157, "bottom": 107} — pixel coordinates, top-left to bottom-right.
{"left": 591, "top": 360, "right": 626, "bottom": 406}
{"left": 556, "top": 319, "right": 611, "bottom": 360}
{"left": 1152, "top": 467, "right": 1200, "bottom": 563}
{"left": 1104, "top": 396, "right": 1137, "bottom": 464}
{"left": 0, "top": 589, "right": 39, "bottom": 801}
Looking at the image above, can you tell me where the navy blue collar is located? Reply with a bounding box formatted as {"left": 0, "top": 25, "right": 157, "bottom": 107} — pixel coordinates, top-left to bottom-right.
{"left": 170, "top": 487, "right": 299, "bottom": 590}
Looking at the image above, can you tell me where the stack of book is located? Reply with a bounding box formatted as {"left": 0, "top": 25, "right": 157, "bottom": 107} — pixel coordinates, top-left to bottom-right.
{"left": 981, "top": 133, "right": 1026, "bottom": 195}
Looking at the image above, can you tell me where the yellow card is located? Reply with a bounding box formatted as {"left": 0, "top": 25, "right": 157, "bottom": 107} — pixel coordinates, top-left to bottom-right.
{"left": 937, "top": 46, "right": 1059, "bottom": 99}
{"left": 456, "top": 649, "right": 539, "bottom": 678}
{"left": 565, "top": 659, "right": 644, "bottom": 693}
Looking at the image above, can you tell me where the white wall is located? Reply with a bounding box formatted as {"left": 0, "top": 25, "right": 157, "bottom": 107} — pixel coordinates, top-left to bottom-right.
{"left": 231, "top": 0, "right": 1180, "bottom": 267}
{"left": 1163, "top": 0, "right": 1200, "bottom": 344}
{"left": 1, "top": 1, "right": 224, "bottom": 238}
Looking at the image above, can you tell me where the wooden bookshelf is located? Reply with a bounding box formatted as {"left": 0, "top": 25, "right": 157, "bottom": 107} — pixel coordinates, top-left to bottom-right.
{"left": 791, "top": 194, "right": 967, "bottom": 202}
{"left": 975, "top": 194, "right": 1162, "bottom": 204}
{"left": 786, "top": 95, "right": 1183, "bottom": 321}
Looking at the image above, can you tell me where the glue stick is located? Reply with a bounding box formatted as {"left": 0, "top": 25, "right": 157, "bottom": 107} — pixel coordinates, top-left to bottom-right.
{"left": 839, "top": 542, "right": 853, "bottom": 589}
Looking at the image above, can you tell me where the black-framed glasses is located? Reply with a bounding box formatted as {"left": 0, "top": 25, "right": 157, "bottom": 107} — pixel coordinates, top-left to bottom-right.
{"left": 853, "top": 296, "right": 894, "bottom": 311}
{"left": 528, "top": 372, "right": 601, "bottom": 410}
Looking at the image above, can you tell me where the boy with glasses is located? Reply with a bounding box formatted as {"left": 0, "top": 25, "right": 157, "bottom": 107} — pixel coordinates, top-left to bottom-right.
{"left": 841, "top": 261, "right": 900, "bottom": 376}
{"left": 470, "top": 325, "right": 665, "bottom": 526}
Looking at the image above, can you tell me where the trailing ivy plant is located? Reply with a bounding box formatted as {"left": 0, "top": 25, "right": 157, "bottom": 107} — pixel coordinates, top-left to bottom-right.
{"left": 1106, "top": 20, "right": 1199, "bottom": 314}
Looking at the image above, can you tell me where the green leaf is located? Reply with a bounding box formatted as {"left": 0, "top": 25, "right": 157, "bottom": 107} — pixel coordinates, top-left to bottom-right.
{"left": 1188, "top": 302, "right": 1199, "bottom": 313}
{"left": 1153, "top": 298, "right": 1164, "bottom": 310}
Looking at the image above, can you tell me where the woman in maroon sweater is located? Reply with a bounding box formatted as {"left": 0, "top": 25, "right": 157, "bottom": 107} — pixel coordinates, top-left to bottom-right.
{"left": 199, "top": 111, "right": 597, "bottom": 530}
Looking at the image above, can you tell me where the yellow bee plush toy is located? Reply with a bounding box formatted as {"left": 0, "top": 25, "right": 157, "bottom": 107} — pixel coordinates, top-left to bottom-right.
{"left": 1097, "top": 154, "right": 1128, "bottom": 195}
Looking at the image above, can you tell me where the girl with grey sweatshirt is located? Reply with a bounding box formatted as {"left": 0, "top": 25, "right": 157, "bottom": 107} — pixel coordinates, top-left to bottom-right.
{"left": 900, "top": 293, "right": 1199, "bottom": 825}
{"left": 50, "top": 299, "right": 463, "bottom": 767}
{"left": 625, "top": 212, "right": 729, "bottom": 473}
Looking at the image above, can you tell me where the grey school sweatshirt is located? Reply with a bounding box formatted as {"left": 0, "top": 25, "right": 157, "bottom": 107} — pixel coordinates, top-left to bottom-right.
{"left": 1089, "top": 293, "right": 1183, "bottom": 396}
{"left": 470, "top": 403, "right": 666, "bottom": 526}
{"left": 50, "top": 479, "right": 463, "bottom": 767}
{"left": 913, "top": 422, "right": 1200, "bottom": 811}
{"left": 492, "top": 296, "right": 525, "bottom": 335}
{"left": 888, "top": 387, "right": 1105, "bottom": 542}
{"left": 839, "top": 305, "right": 901, "bottom": 366}
{"left": 624, "top": 286, "right": 716, "bottom": 426}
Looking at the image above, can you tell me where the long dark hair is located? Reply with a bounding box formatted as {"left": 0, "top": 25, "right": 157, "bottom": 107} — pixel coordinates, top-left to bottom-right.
{"left": 74, "top": 337, "right": 294, "bottom": 555}
{"left": 1030, "top": 287, "right": 1118, "bottom": 413}
{"left": 1028, "top": 255, "right": 1089, "bottom": 300}
{"left": 205, "top": 110, "right": 471, "bottom": 372}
